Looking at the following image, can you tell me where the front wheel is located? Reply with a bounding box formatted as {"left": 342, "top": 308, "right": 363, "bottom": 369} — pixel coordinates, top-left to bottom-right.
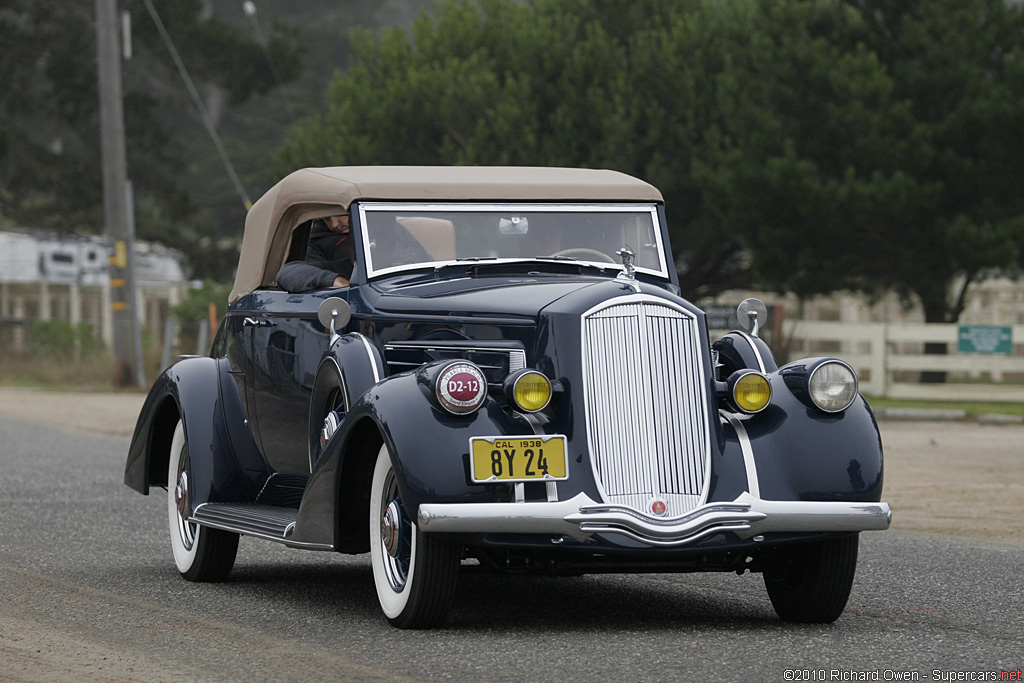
{"left": 167, "top": 419, "right": 238, "bottom": 582}
{"left": 763, "top": 534, "right": 859, "bottom": 623}
{"left": 369, "top": 443, "right": 460, "bottom": 628}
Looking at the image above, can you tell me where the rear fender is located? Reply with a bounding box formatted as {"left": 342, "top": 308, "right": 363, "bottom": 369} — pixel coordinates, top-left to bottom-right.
{"left": 123, "top": 357, "right": 264, "bottom": 506}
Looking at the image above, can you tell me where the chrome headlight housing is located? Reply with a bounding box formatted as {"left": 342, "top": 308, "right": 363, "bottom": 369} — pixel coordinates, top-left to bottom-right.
{"left": 808, "top": 360, "right": 859, "bottom": 413}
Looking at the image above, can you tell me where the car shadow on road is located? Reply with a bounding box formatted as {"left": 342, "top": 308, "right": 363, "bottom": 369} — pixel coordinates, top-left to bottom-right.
{"left": 189, "top": 555, "right": 783, "bottom": 631}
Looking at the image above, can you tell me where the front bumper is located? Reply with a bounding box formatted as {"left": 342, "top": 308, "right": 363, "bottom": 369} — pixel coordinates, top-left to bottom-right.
{"left": 417, "top": 492, "right": 892, "bottom": 547}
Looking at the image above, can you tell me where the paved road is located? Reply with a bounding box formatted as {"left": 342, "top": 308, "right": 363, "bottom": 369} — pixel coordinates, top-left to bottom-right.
{"left": 1, "top": 415, "right": 1021, "bottom": 682}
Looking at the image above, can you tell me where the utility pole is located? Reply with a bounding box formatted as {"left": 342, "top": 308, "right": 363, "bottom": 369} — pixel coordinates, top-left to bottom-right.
{"left": 96, "top": 0, "right": 136, "bottom": 387}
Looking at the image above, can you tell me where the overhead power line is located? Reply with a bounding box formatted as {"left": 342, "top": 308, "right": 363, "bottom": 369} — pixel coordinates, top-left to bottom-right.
{"left": 139, "top": 0, "right": 253, "bottom": 210}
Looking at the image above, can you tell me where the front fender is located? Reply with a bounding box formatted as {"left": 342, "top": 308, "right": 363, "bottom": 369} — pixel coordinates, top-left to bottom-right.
{"left": 330, "top": 332, "right": 386, "bottom": 404}
{"left": 737, "top": 378, "right": 884, "bottom": 503}
{"left": 123, "top": 357, "right": 264, "bottom": 506}
{"left": 290, "top": 368, "right": 528, "bottom": 549}
{"left": 713, "top": 331, "right": 779, "bottom": 374}
{"left": 306, "top": 332, "right": 387, "bottom": 468}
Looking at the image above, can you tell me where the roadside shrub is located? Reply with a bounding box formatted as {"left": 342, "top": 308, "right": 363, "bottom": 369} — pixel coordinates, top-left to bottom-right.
{"left": 28, "top": 320, "right": 105, "bottom": 360}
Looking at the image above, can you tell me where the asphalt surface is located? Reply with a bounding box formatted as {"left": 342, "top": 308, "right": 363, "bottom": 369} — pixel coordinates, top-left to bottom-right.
{"left": 0, "top": 413, "right": 1022, "bottom": 681}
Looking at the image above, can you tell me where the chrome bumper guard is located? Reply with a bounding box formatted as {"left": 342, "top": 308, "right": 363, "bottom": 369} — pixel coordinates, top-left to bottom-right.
{"left": 417, "top": 492, "right": 892, "bottom": 547}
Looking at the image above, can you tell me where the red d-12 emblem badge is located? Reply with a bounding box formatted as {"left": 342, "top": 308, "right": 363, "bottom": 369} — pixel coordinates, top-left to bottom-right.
{"left": 437, "top": 362, "right": 487, "bottom": 414}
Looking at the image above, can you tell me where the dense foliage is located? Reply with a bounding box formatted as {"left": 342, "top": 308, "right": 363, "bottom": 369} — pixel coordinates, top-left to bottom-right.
{"left": 698, "top": 0, "right": 1024, "bottom": 322}
{"left": 279, "top": 0, "right": 1024, "bottom": 320}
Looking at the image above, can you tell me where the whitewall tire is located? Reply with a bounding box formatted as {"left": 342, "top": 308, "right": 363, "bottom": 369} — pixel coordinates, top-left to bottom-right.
{"left": 369, "top": 443, "right": 460, "bottom": 628}
{"left": 167, "top": 419, "right": 238, "bottom": 582}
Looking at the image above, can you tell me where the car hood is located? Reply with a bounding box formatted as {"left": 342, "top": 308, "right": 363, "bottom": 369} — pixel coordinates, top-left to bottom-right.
{"left": 367, "top": 276, "right": 607, "bottom": 320}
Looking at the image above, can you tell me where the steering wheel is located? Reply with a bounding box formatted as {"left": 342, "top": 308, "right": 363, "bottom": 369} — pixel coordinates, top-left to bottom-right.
{"left": 549, "top": 248, "right": 616, "bottom": 263}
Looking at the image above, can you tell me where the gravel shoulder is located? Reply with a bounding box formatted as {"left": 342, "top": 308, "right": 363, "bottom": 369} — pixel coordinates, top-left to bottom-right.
{"left": 1, "top": 386, "right": 1021, "bottom": 546}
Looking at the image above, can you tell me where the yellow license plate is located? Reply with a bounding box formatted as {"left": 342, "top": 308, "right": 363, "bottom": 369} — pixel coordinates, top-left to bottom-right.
{"left": 469, "top": 436, "right": 568, "bottom": 483}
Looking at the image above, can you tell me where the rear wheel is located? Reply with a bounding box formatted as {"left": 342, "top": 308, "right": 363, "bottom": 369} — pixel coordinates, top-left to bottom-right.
{"left": 308, "top": 359, "right": 347, "bottom": 471}
{"left": 763, "top": 534, "right": 859, "bottom": 623}
{"left": 167, "top": 419, "right": 238, "bottom": 582}
{"left": 369, "top": 443, "right": 460, "bottom": 628}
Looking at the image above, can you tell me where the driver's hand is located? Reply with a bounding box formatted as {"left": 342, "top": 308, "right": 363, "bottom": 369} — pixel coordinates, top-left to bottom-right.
{"left": 332, "top": 275, "right": 350, "bottom": 288}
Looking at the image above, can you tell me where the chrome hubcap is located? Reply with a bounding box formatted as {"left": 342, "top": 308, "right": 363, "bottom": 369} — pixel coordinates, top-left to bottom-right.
{"left": 175, "top": 470, "right": 189, "bottom": 518}
{"left": 172, "top": 452, "right": 196, "bottom": 551}
{"left": 381, "top": 501, "right": 401, "bottom": 558}
{"left": 378, "top": 468, "right": 410, "bottom": 591}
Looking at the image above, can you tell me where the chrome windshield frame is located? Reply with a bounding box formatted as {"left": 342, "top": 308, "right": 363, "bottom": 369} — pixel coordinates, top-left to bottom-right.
{"left": 356, "top": 202, "right": 668, "bottom": 280}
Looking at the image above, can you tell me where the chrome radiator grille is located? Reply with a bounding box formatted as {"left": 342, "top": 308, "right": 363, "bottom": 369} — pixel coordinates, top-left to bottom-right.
{"left": 581, "top": 296, "right": 711, "bottom": 516}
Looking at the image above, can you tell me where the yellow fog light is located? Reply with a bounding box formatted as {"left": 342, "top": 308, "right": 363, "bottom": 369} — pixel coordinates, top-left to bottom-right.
{"left": 729, "top": 370, "right": 772, "bottom": 414}
{"left": 505, "top": 370, "right": 552, "bottom": 412}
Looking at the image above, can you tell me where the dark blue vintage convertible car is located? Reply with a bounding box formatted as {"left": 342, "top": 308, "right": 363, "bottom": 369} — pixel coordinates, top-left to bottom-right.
{"left": 125, "top": 166, "right": 890, "bottom": 628}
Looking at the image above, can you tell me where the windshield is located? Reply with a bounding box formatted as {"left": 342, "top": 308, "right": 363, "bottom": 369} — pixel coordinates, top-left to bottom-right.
{"left": 357, "top": 203, "right": 667, "bottom": 279}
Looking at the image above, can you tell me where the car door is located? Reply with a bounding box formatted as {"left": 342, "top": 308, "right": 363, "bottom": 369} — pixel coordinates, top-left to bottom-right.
{"left": 246, "top": 304, "right": 325, "bottom": 475}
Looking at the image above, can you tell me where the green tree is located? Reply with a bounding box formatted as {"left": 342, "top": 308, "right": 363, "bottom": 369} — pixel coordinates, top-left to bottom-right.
{"left": 699, "top": 0, "right": 1024, "bottom": 324}
{"left": 279, "top": 0, "right": 1024, "bottom": 315}
{"left": 277, "top": 0, "right": 757, "bottom": 297}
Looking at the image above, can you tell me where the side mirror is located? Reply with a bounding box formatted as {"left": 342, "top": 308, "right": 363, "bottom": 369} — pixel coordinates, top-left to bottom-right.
{"left": 317, "top": 297, "right": 351, "bottom": 345}
{"left": 736, "top": 298, "right": 768, "bottom": 338}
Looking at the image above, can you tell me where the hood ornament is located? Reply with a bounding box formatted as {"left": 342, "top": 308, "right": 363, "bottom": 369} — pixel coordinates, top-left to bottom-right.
{"left": 616, "top": 246, "right": 640, "bottom": 291}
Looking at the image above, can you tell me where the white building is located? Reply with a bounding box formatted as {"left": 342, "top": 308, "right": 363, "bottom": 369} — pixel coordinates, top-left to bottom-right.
{"left": 0, "top": 229, "right": 192, "bottom": 349}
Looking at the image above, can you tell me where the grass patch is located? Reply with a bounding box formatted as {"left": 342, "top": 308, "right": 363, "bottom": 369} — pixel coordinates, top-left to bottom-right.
{"left": 0, "top": 320, "right": 164, "bottom": 392}
{"left": 0, "top": 351, "right": 125, "bottom": 392}
{"left": 863, "top": 394, "right": 1024, "bottom": 419}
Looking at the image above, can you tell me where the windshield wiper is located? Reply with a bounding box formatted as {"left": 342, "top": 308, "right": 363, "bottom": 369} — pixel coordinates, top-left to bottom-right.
{"left": 535, "top": 255, "right": 580, "bottom": 262}
{"left": 430, "top": 256, "right": 614, "bottom": 280}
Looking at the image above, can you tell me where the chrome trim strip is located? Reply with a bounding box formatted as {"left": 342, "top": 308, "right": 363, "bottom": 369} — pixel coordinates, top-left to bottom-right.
{"left": 385, "top": 341, "right": 527, "bottom": 376}
{"left": 384, "top": 341, "right": 524, "bottom": 352}
{"left": 255, "top": 474, "right": 276, "bottom": 501}
{"left": 509, "top": 349, "right": 527, "bottom": 372}
{"left": 354, "top": 332, "right": 383, "bottom": 383}
{"left": 514, "top": 411, "right": 559, "bottom": 502}
{"left": 417, "top": 492, "right": 892, "bottom": 547}
{"left": 736, "top": 331, "right": 766, "bottom": 373}
{"left": 721, "top": 411, "right": 760, "bottom": 498}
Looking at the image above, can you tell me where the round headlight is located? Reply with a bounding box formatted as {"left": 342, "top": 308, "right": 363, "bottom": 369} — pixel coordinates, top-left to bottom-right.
{"left": 808, "top": 361, "right": 858, "bottom": 413}
{"left": 435, "top": 361, "right": 487, "bottom": 415}
{"left": 729, "top": 370, "right": 772, "bottom": 414}
{"left": 504, "top": 369, "right": 552, "bottom": 412}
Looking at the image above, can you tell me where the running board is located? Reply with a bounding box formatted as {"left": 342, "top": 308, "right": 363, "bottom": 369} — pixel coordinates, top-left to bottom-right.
{"left": 190, "top": 503, "right": 333, "bottom": 550}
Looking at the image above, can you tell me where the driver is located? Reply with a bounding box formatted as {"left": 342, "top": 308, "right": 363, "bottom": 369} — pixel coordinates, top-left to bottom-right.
{"left": 277, "top": 214, "right": 353, "bottom": 293}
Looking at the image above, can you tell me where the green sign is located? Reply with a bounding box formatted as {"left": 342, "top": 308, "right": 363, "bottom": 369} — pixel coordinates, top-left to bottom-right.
{"left": 957, "top": 325, "right": 1012, "bottom": 354}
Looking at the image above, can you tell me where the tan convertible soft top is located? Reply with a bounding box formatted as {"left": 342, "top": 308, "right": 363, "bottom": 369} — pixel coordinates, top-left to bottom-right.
{"left": 229, "top": 166, "right": 664, "bottom": 303}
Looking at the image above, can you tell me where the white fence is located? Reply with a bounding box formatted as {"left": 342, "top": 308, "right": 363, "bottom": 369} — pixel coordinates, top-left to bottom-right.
{"left": 776, "top": 321, "right": 1024, "bottom": 402}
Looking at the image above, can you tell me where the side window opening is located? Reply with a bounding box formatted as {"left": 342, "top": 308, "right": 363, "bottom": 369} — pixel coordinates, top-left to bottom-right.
{"left": 285, "top": 221, "right": 312, "bottom": 263}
